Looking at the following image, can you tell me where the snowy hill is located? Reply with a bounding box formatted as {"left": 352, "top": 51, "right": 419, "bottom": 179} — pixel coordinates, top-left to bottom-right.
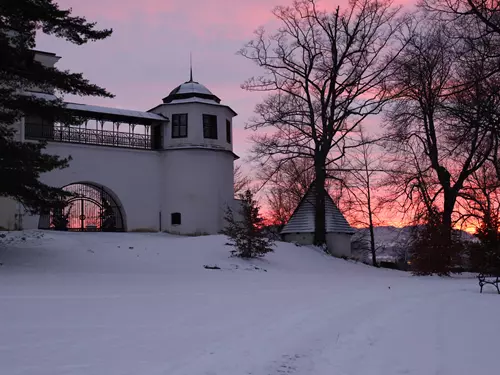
{"left": 0, "top": 230, "right": 498, "bottom": 375}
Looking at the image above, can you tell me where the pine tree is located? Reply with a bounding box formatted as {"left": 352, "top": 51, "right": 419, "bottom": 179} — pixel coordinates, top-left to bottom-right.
{"left": 222, "top": 190, "right": 275, "bottom": 258}
{"left": 0, "top": 0, "right": 113, "bottom": 213}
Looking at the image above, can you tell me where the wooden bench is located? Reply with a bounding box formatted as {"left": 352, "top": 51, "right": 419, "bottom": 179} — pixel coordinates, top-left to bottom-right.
{"left": 478, "top": 273, "right": 500, "bottom": 294}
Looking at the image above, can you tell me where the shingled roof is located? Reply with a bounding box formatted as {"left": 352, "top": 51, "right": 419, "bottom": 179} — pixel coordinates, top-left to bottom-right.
{"left": 281, "top": 183, "right": 355, "bottom": 235}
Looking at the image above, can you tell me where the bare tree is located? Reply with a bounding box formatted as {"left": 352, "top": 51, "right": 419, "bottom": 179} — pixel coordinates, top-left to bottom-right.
{"left": 457, "top": 161, "right": 500, "bottom": 232}
{"left": 422, "top": 0, "right": 500, "bottom": 35}
{"left": 239, "top": 0, "right": 409, "bottom": 245}
{"left": 234, "top": 164, "right": 251, "bottom": 196}
{"left": 384, "top": 19, "right": 500, "bottom": 244}
{"left": 260, "top": 157, "right": 317, "bottom": 226}
{"left": 341, "top": 127, "right": 384, "bottom": 265}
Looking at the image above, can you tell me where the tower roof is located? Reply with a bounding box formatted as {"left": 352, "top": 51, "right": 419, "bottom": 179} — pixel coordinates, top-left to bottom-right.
{"left": 162, "top": 80, "right": 221, "bottom": 104}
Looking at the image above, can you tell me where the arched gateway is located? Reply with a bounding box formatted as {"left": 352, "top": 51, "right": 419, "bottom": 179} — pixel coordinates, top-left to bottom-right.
{"left": 38, "top": 182, "right": 126, "bottom": 232}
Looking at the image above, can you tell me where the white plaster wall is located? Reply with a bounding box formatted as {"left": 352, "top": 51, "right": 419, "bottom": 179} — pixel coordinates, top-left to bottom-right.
{"left": 326, "top": 233, "right": 353, "bottom": 258}
{"left": 162, "top": 149, "right": 234, "bottom": 234}
{"left": 0, "top": 198, "right": 17, "bottom": 230}
{"left": 22, "top": 142, "right": 161, "bottom": 231}
{"left": 150, "top": 103, "right": 234, "bottom": 151}
{"left": 282, "top": 232, "right": 314, "bottom": 245}
{"left": 282, "top": 232, "right": 352, "bottom": 257}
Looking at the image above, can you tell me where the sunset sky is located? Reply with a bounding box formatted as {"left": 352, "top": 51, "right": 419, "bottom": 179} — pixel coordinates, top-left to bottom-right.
{"left": 36, "top": 0, "right": 422, "bottom": 228}
{"left": 36, "top": 0, "right": 294, "bottom": 160}
{"left": 36, "top": 0, "right": 390, "bottom": 160}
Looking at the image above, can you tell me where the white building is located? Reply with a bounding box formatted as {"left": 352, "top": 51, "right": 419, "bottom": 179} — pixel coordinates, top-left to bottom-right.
{"left": 0, "top": 50, "right": 239, "bottom": 234}
{"left": 281, "top": 183, "right": 355, "bottom": 257}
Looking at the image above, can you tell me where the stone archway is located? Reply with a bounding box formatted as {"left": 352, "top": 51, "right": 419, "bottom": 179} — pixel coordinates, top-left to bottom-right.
{"left": 38, "top": 182, "right": 126, "bottom": 232}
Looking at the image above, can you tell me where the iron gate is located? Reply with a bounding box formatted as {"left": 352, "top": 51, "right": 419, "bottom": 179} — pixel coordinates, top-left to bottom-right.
{"left": 39, "top": 183, "right": 124, "bottom": 232}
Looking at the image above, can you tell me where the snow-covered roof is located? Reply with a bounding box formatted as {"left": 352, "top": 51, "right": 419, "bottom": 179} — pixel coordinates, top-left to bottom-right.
{"left": 166, "top": 97, "right": 221, "bottom": 105}
{"left": 23, "top": 91, "right": 167, "bottom": 122}
{"left": 65, "top": 103, "right": 166, "bottom": 121}
{"left": 149, "top": 96, "right": 238, "bottom": 116}
{"left": 162, "top": 79, "right": 221, "bottom": 104}
{"left": 163, "top": 145, "right": 239, "bottom": 160}
{"left": 281, "top": 183, "right": 355, "bottom": 235}
{"left": 168, "top": 81, "right": 214, "bottom": 97}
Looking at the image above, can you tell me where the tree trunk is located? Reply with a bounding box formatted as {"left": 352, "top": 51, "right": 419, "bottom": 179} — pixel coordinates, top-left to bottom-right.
{"left": 442, "top": 191, "right": 457, "bottom": 242}
{"left": 314, "top": 160, "right": 327, "bottom": 246}
{"left": 365, "top": 153, "right": 377, "bottom": 266}
{"left": 369, "top": 212, "right": 377, "bottom": 267}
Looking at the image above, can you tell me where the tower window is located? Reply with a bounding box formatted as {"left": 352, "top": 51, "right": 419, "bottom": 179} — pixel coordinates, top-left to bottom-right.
{"left": 172, "top": 114, "right": 188, "bottom": 138}
{"left": 226, "top": 120, "right": 231, "bottom": 144}
{"left": 171, "top": 212, "right": 181, "bottom": 225}
{"left": 203, "top": 114, "right": 218, "bottom": 139}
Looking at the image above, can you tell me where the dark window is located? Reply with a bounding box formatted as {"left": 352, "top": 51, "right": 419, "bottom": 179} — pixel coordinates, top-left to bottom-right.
{"left": 24, "top": 115, "right": 54, "bottom": 140}
{"left": 171, "top": 212, "right": 181, "bottom": 225}
{"left": 203, "top": 114, "right": 218, "bottom": 139}
{"left": 226, "top": 119, "right": 231, "bottom": 144}
{"left": 172, "top": 114, "right": 188, "bottom": 138}
{"left": 152, "top": 125, "right": 163, "bottom": 149}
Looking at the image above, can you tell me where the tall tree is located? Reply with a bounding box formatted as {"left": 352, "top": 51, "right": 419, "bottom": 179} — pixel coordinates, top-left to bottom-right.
{"left": 457, "top": 161, "right": 500, "bottom": 233}
{"left": 260, "top": 157, "right": 317, "bottom": 226}
{"left": 0, "top": 0, "right": 113, "bottom": 212}
{"left": 240, "top": 0, "right": 409, "bottom": 245}
{"left": 422, "top": 0, "right": 500, "bottom": 35}
{"left": 384, "top": 19, "right": 500, "bottom": 243}
{"left": 234, "top": 164, "right": 251, "bottom": 196}
{"left": 340, "top": 127, "right": 384, "bottom": 266}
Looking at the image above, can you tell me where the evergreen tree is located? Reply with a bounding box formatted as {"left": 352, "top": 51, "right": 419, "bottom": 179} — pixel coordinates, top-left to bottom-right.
{"left": 222, "top": 190, "right": 275, "bottom": 258}
{"left": 0, "top": 0, "right": 113, "bottom": 213}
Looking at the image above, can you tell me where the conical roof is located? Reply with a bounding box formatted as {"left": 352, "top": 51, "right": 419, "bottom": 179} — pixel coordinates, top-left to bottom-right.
{"left": 162, "top": 79, "right": 221, "bottom": 104}
{"left": 281, "top": 182, "right": 355, "bottom": 234}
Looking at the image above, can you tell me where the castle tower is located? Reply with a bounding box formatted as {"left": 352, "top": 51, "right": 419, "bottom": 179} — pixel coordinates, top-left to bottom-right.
{"left": 149, "top": 74, "right": 238, "bottom": 234}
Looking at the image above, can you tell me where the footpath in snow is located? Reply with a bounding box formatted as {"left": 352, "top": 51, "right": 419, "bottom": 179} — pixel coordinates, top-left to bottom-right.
{"left": 0, "top": 230, "right": 498, "bottom": 375}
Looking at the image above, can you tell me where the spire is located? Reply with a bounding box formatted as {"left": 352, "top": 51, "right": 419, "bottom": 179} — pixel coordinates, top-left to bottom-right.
{"left": 189, "top": 52, "right": 193, "bottom": 82}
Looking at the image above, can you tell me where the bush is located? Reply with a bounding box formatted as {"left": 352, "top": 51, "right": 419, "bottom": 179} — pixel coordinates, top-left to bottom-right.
{"left": 468, "top": 223, "right": 500, "bottom": 274}
{"left": 221, "top": 190, "right": 275, "bottom": 258}
{"left": 409, "top": 212, "right": 466, "bottom": 276}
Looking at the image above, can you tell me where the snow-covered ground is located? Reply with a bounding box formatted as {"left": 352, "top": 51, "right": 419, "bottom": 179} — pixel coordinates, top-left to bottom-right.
{"left": 0, "top": 231, "right": 498, "bottom": 375}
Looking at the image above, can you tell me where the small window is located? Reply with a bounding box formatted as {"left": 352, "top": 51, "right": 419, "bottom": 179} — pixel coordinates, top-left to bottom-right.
{"left": 171, "top": 212, "right": 181, "bottom": 225}
{"left": 172, "top": 114, "right": 188, "bottom": 138}
{"left": 203, "top": 114, "right": 218, "bottom": 139}
{"left": 226, "top": 119, "right": 231, "bottom": 144}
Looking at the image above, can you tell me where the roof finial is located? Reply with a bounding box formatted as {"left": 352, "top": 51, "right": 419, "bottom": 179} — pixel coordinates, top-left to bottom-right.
{"left": 189, "top": 52, "right": 193, "bottom": 82}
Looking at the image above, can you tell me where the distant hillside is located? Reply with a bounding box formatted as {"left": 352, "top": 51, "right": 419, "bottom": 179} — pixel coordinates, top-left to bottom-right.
{"left": 352, "top": 226, "right": 477, "bottom": 262}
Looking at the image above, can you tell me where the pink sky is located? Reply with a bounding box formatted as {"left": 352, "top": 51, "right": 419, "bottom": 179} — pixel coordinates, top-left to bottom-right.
{"left": 36, "top": 0, "right": 294, "bottom": 160}
{"left": 37, "top": 0, "right": 418, "bottom": 226}
{"left": 37, "top": 0, "right": 397, "bottom": 161}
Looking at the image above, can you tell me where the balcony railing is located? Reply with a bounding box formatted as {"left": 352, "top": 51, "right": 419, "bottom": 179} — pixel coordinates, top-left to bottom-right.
{"left": 25, "top": 123, "right": 153, "bottom": 150}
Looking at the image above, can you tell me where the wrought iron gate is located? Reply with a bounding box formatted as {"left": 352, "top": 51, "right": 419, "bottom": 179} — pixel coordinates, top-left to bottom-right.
{"left": 38, "top": 183, "right": 124, "bottom": 232}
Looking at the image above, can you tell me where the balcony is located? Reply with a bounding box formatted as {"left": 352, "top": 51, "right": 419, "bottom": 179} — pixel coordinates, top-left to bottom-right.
{"left": 25, "top": 122, "right": 154, "bottom": 150}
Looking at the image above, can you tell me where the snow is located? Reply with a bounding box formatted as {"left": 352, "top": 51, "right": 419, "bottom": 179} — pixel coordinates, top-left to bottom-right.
{"left": 65, "top": 103, "right": 166, "bottom": 121}
{"left": 24, "top": 91, "right": 166, "bottom": 121}
{"left": 0, "top": 231, "right": 498, "bottom": 375}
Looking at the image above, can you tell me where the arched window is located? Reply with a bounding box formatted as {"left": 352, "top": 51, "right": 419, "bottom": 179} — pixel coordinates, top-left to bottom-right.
{"left": 171, "top": 212, "right": 181, "bottom": 225}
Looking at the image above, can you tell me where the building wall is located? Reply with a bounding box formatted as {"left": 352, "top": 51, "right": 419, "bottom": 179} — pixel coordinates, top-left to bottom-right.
{"left": 0, "top": 198, "right": 18, "bottom": 230}
{"left": 21, "top": 142, "right": 162, "bottom": 231}
{"left": 282, "top": 232, "right": 314, "bottom": 245}
{"left": 150, "top": 102, "right": 234, "bottom": 152}
{"left": 282, "top": 232, "right": 353, "bottom": 258}
{"left": 161, "top": 149, "right": 234, "bottom": 235}
{"left": 326, "top": 233, "right": 353, "bottom": 258}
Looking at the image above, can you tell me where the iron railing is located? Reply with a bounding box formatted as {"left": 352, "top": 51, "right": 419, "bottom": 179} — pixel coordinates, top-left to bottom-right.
{"left": 25, "top": 123, "right": 152, "bottom": 150}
